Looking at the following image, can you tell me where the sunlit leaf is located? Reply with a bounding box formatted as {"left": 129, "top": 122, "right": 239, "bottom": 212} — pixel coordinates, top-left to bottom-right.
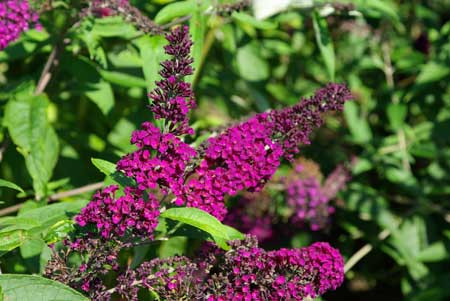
{"left": 161, "top": 207, "right": 244, "bottom": 250}
{"left": 0, "top": 179, "right": 24, "bottom": 193}
{"left": 0, "top": 274, "right": 89, "bottom": 301}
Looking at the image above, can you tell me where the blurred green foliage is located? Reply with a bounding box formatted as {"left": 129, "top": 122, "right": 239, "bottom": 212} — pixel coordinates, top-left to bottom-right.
{"left": 0, "top": 0, "right": 449, "bottom": 300}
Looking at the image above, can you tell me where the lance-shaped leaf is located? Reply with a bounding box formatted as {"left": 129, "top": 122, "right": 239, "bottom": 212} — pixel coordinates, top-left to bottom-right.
{"left": 4, "top": 89, "right": 59, "bottom": 199}
{"left": 312, "top": 11, "right": 335, "bottom": 81}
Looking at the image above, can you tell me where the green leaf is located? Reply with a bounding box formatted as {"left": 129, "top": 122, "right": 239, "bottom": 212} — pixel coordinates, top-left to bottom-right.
{"left": 0, "top": 217, "right": 40, "bottom": 231}
{"left": 387, "top": 103, "right": 407, "bottom": 131}
{"left": 383, "top": 216, "right": 430, "bottom": 280}
{"left": 0, "top": 274, "right": 89, "bottom": 301}
{"left": 20, "top": 238, "right": 46, "bottom": 273}
{"left": 231, "top": 12, "right": 278, "bottom": 30}
{"left": 154, "top": 0, "right": 195, "bottom": 25}
{"left": 107, "top": 118, "right": 137, "bottom": 153}
{"left": 344, "top": 101, "right": 373, "bottom": 144}
{"left": 236, "top": 43, "right": 269, "bottom": 82}
{"left": 350, "top": 0, "right": 400, "bottom": 22}
{"left": 188, "top": 6, "right": 207, "bottom": 84}
{"left": 352, "top": 157, "right": 373, "bottom": 174}
{"left": 91, "top": 158, "right": 116, "bottom": 176}
{"left": 80, "top": 24, "right": 107, "bottom": 68}
{"left": 108, "top": 49, "right": 142, "bottom": 68}
{"left": 90, "top": 16, "right": 138, "bottom": 39}
{"left": 99, "top": 70, "right": 148, "bottom": 88}
{"left": 4, "top": 91, "right": 59, "bottom": 199}
{"left": 18, "top": 201, "right": 87, "bottom": 230}
{"left": 62, "top": 55, "right": 115, "bottom": 115}
{"left": 312, "top": 11, "right": 335, "bottom": 81}
{"left": 0, "top": 203, "right": 83, "bottom": 254}
{"left": 385, "top": 167, "right": 416, "bottom": 185}
{"left": 134, "top": 35, "right": 167, "bottom": 94}
{"left": 417, "top": 242, "right": 448, "bottom": 262}
{"left": 84, "top": 79, "right": 115, "bottom": 115}
{"left": 343, "top": 183, "right": 389, "bottom": 220}
{"left": 416, "top": 62, "right": 450, "bottom": 84}
{"left": 220, "top": 24, "right": 236, "bottom": 52}
{"left": 160, "top": 207, "right": 244, "bottom": 250}
{"left": 158, "top": 236, "right": 188, "bottom": 258}
{"left": 0, "top": 179, "right": 24, "bottom": 193}
{"left": 0, "top": 230, "right": 29, "bottom": 252}
{"left": 366, "top": 0, "right": 399, "bottom": 21}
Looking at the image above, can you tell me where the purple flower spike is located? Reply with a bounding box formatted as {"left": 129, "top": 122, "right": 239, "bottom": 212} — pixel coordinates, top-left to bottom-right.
{"left": 148, "top": 25, "right": 196, "bottom": 136}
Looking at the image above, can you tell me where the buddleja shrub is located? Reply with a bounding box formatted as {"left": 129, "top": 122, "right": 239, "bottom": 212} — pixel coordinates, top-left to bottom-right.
{"left": 1, "top": 1, "right": 353, "bottom": 300}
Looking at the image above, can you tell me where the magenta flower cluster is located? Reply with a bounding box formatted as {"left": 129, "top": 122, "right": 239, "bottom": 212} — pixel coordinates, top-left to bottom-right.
{"left": 0, "top": 0, "right": 40, "bottom": 50}
{"left": 75, "top": 185, "right": 159, "bottom": 238}
{"left": 45, "top": 236, "right": 124, "bottom": 300}
{"left": 114, "top": 26, "right": 198, "bottom": 217}
{"left": 117, "top": 27, "right": 351, "bottom": 224}
{"left": 191, "top": 236, "right": 344, "bottom": 300}
{"left": 136, "top": 256, "right": 203, "bottom": 300}
{"left": 117, "top": 122, "right": 196, "bottom": 194}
